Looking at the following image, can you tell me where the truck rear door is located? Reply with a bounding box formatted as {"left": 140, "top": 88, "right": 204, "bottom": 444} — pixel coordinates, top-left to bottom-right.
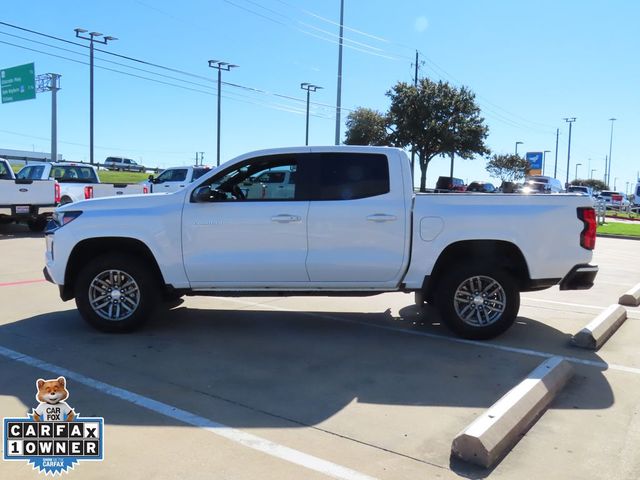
{"left": 304, "top": 151, "right": 409, "bottom": 285}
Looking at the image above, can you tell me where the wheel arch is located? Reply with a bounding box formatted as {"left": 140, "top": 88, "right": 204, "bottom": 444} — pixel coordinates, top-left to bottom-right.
{"left": 62, "top": 237, "right": 165, "bottom": 301}
{"left": 423, "top": 240, "right": 531, "bottom": 303}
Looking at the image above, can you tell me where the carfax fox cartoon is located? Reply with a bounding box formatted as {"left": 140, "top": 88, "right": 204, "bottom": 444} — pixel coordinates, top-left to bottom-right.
{"left": 32, "top": 376, "right": 76, "bottom": 422}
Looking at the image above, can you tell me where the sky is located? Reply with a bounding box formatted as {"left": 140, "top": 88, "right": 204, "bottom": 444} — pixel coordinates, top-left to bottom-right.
{"left": 0, "top": 0, "right": 638, "bottom": 191}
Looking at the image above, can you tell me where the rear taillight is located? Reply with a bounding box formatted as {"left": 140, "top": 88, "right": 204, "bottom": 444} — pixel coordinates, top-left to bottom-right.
{"left": 84, "top": 186, "right": 94, "bottom": 199}
{"left": 143, "top": 186, "right": 149, "bottom": 194}
{"left": 54, "top": 182, "right": 61, "bottom": 203}
{"left": 577, "top": 207, "right": 596, "bottom": 250}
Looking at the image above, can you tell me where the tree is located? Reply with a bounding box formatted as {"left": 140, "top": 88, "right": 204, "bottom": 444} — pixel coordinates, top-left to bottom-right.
{"left": 571, "top": 178, "right": 609, "bottom": 191}
{"left": 486, "top": 154, "right": 531, "bottom": 182}
{"left": 387, "top": 79, "right": 490, "bottom": 191}
{"left": 344, "top": 107, "right": 390, "bottom": 146}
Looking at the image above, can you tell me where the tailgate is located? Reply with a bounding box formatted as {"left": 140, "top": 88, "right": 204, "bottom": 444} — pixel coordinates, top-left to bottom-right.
{"left": 91, "top": 183, "right": 147, "bottom": 198}
{"left": 0, "top": 179, "right": 56, "bottom": 206}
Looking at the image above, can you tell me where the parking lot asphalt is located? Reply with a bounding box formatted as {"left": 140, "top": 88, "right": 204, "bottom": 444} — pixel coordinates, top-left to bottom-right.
{"left": 1, "top": 222, "right": 639, "bottom": 479}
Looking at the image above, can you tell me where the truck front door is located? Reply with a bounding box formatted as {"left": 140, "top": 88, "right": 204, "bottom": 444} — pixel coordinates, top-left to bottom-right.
{"left": 181, "top": 154, "right": 311, "bottom": 287}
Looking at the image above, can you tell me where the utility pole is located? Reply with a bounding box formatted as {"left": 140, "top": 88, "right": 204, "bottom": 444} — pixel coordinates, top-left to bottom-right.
{"left": 334, "top": 0, "right": 345, "bottom": 145}
{"left": 74, "top": 28, "right": 117, "bottom": 165}
{"left": 208, "top": 61, "right": 238, "bottom": 166}
{"left": 563, "top": 117, "right": 577, "bottom": 187}
{"left": 607, "top": 118, "right": 616, "bottom": 187}
{"left": 36, "top": 73, "right": 61, "bottom": 163}
{"left": 515, "top": 141, "right": 523, "bottom": 155}
{"left": 543, "top": 150, "right": 550, "bottom": 176}
{"left": 300, "top": 83, "right": 322, "bottom": 146}
{"left": 410, "top": 50, "right": 419, "bottom": 180}
{"left": 553, "top": 128, "right": 559, "bottom": 178}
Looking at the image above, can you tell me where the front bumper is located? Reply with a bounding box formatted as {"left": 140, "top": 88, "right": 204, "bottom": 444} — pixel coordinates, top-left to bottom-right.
{"left": 559, "top": 264, "right": 599, "bottom": 290}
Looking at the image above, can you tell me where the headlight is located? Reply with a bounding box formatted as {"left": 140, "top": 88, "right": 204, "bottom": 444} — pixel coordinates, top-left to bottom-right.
{"left": 52, "top": 210, "right": 83, "bottom": 228}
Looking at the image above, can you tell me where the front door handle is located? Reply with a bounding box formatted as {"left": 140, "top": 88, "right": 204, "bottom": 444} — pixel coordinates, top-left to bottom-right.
{"left": 271, "top": 214, "right": 302, "bottom": 223}
{"left": 367, "top": 214, "right": 397, "bottom": 223}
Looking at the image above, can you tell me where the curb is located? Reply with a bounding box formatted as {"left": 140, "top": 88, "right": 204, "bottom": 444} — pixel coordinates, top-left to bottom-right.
{"left": 571, "top": 304, "right": 627, "bottom": 350}
{"left": 619, "top": 283, "right": 640, "bottom": 307}
{"left": 597, "top": 233, "right": 640, "bottom": 241}
{"left": 451, "top": 356, "right": 573, "bottom": 468}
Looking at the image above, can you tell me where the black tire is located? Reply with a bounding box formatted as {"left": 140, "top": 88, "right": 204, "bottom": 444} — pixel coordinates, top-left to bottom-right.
{"left": 27, "top": 216, "right": 48, "bottom": 232}
{"left": 435, "top": 264, "right": 519, "bottom": 340}
{"left": 59, "top": 196, "right": 73, "bottom": 206}
{"left": 74, "top": 253, "right": 160, "bottom": 332}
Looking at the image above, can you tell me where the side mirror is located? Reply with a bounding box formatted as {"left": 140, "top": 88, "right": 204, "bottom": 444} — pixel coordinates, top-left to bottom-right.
{"left": 148, "top": 174, "right": 155, "bottom": 183}
{"left": 193, "top": 186, "right": 211, "bottom": 202}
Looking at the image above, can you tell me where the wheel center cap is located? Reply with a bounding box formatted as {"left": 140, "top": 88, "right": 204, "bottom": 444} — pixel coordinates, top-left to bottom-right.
{"left": 473, "top": 295, "right": 483, "bottom": 306}
{"left": 111, "top": 289, "right": 122, "bottom": 300}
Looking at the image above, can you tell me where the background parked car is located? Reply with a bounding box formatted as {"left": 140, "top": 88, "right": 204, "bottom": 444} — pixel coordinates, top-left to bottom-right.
{"left": 567, "top": 185, "right": 593, "bottom": 196}
{"left": 524, "top": 175, "right": 564, "bottom": 193}
{"left": 466, "top": 181, "right": 496, "bottom": 193}
{"left": 435, "top": 176, "right": 466, "bottom": 192}
{"left": 104, "top": 157, "right": 145, "bottom": 172}
{"left": 597, "top": 190, "right": 630, "bottom": 209}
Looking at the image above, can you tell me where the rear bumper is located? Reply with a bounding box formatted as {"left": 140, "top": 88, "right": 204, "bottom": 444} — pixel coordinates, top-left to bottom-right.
{"left": 559, "top": 264, "right": 599, "bottom": 290}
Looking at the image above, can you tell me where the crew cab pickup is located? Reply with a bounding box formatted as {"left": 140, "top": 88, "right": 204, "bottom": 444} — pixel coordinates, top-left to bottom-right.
{"left": 0, "top": 158, "right": 58, "bottom": 231}
{"left": 44, "top": 146, "right": 598, "bottom": 339}
{"left": 144, "top": 166, "right": 211, "bottom": 193}
{"left": 17, "top": 162, "right": 148, "bottom": 204}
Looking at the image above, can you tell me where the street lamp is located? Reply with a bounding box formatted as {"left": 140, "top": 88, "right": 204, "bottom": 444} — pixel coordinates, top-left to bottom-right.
{"left": 208, "top": 60, "right": 239, "bottom": 166}
{"left": 300, "top": 83, "right": 322, "bottom": 146}
{"left": 543, "top": 150, "right": 551, "bottom": 176}
{"left": 74, "top": 28, "right": 117, "bottom": 165}
{"left": 575, "top": 163, "right": 582, "bottom": 181}
{"left": 563, "top": 117, "right": 577, "bottom": 187}
{"left": 515, "top": 141, "right": 523, "bottom": 155}
{"left": 590, "top": 169, "right": 596, "bottom": 179}
{"left": 607, "top": 118, "right": 617, "bottom": 186}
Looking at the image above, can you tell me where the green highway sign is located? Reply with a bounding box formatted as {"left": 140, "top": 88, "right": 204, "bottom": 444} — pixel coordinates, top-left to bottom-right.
{"left": 1, "top": 63, "right": 36, "bottom": 104}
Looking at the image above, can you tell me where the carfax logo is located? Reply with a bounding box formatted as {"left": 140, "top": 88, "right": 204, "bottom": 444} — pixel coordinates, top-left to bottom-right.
{"left": 3, "top": 376, "right": 104, "bottom": 475}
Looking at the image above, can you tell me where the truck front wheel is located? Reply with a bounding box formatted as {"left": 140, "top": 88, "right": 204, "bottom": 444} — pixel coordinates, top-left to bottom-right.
{"left": 436, "top": 264, "right": 519, "bottom": 340}
{"left": 75, "top": 253, "right": 159, "bottom": 332}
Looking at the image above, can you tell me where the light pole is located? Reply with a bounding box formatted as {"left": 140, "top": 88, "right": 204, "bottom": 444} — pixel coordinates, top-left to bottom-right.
{"left": 614, "top": 177, "right": 618, "bottom": 190}
{"left": 74, "top": 28, "right": 117, "bottom": 165}
{"left": 543, "top": 150, "right": 550, "bottom": 176}
{"left": 607, "top": 118, "right": 616, "bottom": 186}
{"left": 208, "top": 60, "right": 238, "bottom": 167}
{"left": 334, "top": 0, "right": 345, "bottom": 145}
{"left": 300, "top": 83, "right": 322, "bottom": 146}
{"left": 590, "top": 169, "right": 596, "bottom": 179}
{"left": 563, "top": 117, "right": 576, "bottom": 187}
{"left": 515, "top": 141, "right": 523, "bottom": 155}
{"left": 575, "top": 163, "right": 582, "bottom": 181}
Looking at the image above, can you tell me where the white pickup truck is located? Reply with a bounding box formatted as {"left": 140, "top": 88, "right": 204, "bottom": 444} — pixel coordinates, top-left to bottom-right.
{"left": 44, "top": 146, "right": 598, "bottom": 339}
{"left": 0, "top": 158, "right": 58, "bottom": 231}
{"left": 144, "top": 166, "right": 211, "bottom": 193}
{"left": 17, "top": 162, "right": 148, "bottom": 204}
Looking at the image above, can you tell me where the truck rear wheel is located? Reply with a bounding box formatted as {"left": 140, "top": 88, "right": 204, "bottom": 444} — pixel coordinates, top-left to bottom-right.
{"left": 436, "top": 264, "right": 519, "bottom": 339}
{"left": 75, "top": 253, "right": 159, "bottom": 332}
{"left": 27, "top": 216, "right": 48, "bottom": 232}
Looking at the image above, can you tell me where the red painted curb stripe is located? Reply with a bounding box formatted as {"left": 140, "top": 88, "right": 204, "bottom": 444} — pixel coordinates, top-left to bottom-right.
{"left": 0, "top": 279, "right": 47, "bottom": 287}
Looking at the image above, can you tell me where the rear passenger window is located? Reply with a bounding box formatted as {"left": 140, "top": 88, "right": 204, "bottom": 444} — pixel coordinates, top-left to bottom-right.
{"left": 310, "top": 153, "right": 389, "bottom": 201}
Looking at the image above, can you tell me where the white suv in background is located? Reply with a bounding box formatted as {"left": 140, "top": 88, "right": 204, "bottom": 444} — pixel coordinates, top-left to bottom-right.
{"left": 104, "top": 157, "right": 145, "bottom": 172}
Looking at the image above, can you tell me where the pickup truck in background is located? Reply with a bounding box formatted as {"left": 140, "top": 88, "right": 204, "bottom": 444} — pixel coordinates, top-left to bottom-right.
{"left": 17, "top": 162, "right": 148, "bottom": 204}
{"left": 44, "top": 146, "right": 598, "bottom": 339}
{"left": 0, "top": 158, "right": 58, "bottom": 231}
{"left": 144, "top": 165, "right": 211, "bottom": 193}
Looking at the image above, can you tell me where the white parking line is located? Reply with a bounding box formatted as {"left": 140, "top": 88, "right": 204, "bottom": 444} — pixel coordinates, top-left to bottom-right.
{"left": 0, "top": 346, "right": 377, "bottom": 480}
{"left": 226, "top": 299, "right": 640, "bottom": 376}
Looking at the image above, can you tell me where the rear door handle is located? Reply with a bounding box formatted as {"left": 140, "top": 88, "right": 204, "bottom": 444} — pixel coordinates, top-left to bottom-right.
{"left": 367, "top": 214, "right": 397, "bottom": 223}
{"left": 271, "top": 214, "right": 302, "bottom": 223}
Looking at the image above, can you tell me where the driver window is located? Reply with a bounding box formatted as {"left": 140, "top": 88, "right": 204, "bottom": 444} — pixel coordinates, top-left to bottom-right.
{"left": 205, "top": 157, "right": 298, "bottom": 201}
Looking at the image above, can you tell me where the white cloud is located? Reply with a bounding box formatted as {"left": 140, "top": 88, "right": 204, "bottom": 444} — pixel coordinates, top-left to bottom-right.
{"left": 415, "top": 16, "right": 429, "bottom": 33}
